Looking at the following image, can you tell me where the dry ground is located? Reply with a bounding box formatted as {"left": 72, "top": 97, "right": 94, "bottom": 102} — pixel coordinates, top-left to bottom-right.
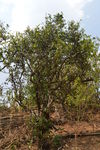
{"left": 0, "top": 111, "right": 100, "bottom": 150}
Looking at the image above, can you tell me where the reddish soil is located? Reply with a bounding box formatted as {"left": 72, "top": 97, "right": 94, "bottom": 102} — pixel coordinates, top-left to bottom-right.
{"left": 0, "top": 111, "right": 100, "bottom": 150}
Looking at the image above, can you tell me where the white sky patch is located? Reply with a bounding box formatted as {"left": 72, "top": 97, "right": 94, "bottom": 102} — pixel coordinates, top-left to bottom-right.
{"left": 0, "top": 0, "right": 93, "bottom": 31}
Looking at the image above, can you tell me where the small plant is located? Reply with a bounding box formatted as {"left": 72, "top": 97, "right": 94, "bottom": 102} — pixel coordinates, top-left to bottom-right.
{"left": 11, "top": 144, "right": 16, "bottom": 150}
{"left": 52, "top": 135, "right": 63, "bottom": 149}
